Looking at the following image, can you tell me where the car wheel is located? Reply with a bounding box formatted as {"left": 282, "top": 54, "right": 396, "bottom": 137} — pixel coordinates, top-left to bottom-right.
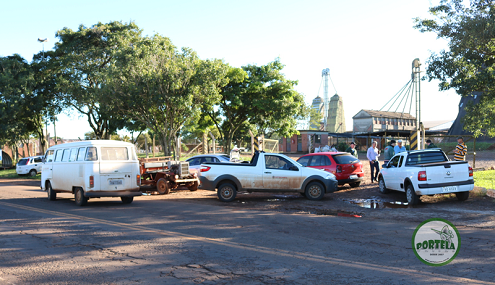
{"left": 406, "top": 184, "right": 420, "bottom": 205}
{"left": 75, "top": 188, "right": 88, "bottom": 206}
{"left": 305, "top": 182, "right": 325, "bottom": 200}
{"left": 455, "top": 191, "right": 469, "bottom": 201}
{"left": 217, "top": 183, "right": 237, "bottom": 202}
{"left": 378, "top": 177, "right": 390, "bottom": 194}
{"left": 29, "top": 169, "right": 37, "bottom": 177}
{"left": 156, "top": 178, "right": 170, "bottom": 195}
{"left": 188, "top": 180, "right": 199, "bottom": 191}
{"left": 121, "top": 196, "right": 134, "bottom": 204}
{"left": 349, "top": 182, "right": 361, "bottom": 188}
{"left": 47, "top": 181, "right": 56, "bottom": 201}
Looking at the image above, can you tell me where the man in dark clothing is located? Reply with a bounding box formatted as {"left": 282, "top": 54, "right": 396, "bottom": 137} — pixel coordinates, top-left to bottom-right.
{"left": 345, "top": 142, "right": 358, "bottom": 158}
{"left": 426, "top": 139, "right": 437, "bottom": 149}
{"left": 383, "top": 140, "right": 396, "bottom": 165}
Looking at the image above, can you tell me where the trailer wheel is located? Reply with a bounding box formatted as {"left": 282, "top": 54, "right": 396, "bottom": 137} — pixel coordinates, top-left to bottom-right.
{"left": 157, "top": 178, "right": 170, "bottom": 195}
{"left": 188, "top": 181, "right": 199, "bottom": 191}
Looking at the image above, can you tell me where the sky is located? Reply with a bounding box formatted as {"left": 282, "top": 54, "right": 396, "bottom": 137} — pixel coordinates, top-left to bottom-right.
{"left": 1, "top": 0, "right": 459, "bottom": 139}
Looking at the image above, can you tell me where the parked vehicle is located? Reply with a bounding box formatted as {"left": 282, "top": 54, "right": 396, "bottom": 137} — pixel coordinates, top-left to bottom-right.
{"left": 199, "top": 151, "right": 338, "bottom": 202}
{"left": 186, "top": 154, "right": 236, "bottom": 174}
{"left": 16, "top": 155, "right": 43, "bottom": 176}
{"left": 378, "top": 149, "right": 474, "bottom": 205}
{"left": 41, "top": 140, "right": 142, "bottom": 206}
{"left": 297, "top": 152, "right": 364, "bottom": 188}
{"left": 140, "top": 157, "right": 199, "bottom": 194}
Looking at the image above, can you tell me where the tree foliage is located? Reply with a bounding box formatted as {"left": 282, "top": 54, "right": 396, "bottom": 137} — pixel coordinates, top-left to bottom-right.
{"left": 414, "top": 0, "right": 495, "bottom": 137}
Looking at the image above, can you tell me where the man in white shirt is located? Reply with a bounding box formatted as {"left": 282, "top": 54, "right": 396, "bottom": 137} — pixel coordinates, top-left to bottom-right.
{"left": 394, "top": 139, "right": 406, "bottom": 154}
{"left": 366, "top": 141, "right": 380, "bottom": 183}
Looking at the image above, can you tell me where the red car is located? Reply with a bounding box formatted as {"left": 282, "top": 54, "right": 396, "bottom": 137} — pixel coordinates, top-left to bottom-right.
{"left": 297, "top": 152, "right": 364, "bottom": 188}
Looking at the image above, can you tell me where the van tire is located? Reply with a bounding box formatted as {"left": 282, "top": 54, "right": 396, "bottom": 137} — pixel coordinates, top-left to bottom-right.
{"left": 75, "top": 188, "right": 88, "bottom": 206}
{"left": 47, "top": 181, "right": 56, "bottom": 201}
{"left": 305, "top": 182, "right": 325, "bottom": 200}
{"left": 156, "top": 178, "right": 170, "bottom": 194}
{"left": 217, "top": 183, "right": 237, "bottom": 202}
{"left": 456, "top": 191, "right": 469, "bottom": 201}
{"left": 121, "top": 196, "right": 134, "bottom": 204}
{"left": 29, "top": 170, "right": 37, "bottom": 177}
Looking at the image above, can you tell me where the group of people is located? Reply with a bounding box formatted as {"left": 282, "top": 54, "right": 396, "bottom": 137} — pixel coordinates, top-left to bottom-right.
{"left": 345, "top": 137, "right": 468, "bottom": 183}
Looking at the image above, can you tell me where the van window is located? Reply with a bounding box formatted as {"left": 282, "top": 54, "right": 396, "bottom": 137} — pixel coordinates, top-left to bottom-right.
{"left": 77, "top": 147, "right": 86, "bottom": 161}
{"left": 69, "top": 148, "right": 78, "bottom": 162}
{"left": 62, "top": 149, "right": 70, "bottom": 162}
{"left": 45, "top": 150, "right": 54, "bottom": 162}
{"left": 101, "top": 147, "right": 129, "bottom": 161}
{"left": 85, "top": 147, "right": 98, "bottom": 161}
{"left": 55, "top": 150, "right": 63, "bottom": 162}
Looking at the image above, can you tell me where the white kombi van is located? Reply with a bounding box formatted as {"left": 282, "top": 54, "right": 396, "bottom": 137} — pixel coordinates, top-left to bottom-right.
{"left": 41, "top": 140, "right": 141, "bottom": 206}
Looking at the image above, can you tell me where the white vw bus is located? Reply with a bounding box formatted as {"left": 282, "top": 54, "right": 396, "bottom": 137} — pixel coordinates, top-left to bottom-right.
{"left": 41, "top": 140, "right": 141, "bottom": 206}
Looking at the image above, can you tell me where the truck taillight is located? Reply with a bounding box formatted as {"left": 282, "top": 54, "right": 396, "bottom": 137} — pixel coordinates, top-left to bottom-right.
{"left": 137, "top": 174, "right": 141, "bottom": 186}
{"left": 89, "top": 175, "right": 94, "bottom": 188}
{"left": 200, "top": 166, "right": 211, "bottom": 172}
{"left": 336, "top": 165, "right": 342, "bottom": 173}
{"left": 418, "top": 171, "right": 427, "bottom": 181}
{"left": 469, "top": 167, "right": 473, "bottom": 177}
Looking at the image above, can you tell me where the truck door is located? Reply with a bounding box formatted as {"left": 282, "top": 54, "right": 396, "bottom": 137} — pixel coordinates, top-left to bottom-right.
{"left": 385, "top": 155, "right": 401, "bottom": 190}
{"left": 263, "top": 155, "right": 301, "bottom": 190}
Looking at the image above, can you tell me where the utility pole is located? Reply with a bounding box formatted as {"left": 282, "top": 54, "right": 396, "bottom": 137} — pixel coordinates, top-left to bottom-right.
{"left": 412, "top": 58, "right": 422, "bottom": 150}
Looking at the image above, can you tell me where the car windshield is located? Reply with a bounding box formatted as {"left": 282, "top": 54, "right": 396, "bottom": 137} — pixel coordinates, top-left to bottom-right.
{"left": 332, "top": 154, "right": 359, "bottom": 164}
{"left": 17, "top": 158, "right": 29, "bottom": 166}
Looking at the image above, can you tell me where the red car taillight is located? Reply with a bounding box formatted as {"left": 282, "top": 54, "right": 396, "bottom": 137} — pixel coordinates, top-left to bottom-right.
{"left": 336, "top": 165, "right": 342, "bottom": 173}
{"left": 136, "top": 174, "right": 141, "bottom": 186}
{"left": 418, "top": 171, "right": 427, "bottom": 181}
{"left": 469, "top": 167, "right": 473, "bottom": 177}
{"left": 89, "top": 175, "right": 94, "bottom": 188}
{"left": 200, "top": 166, "right": 211, "bottom": 172}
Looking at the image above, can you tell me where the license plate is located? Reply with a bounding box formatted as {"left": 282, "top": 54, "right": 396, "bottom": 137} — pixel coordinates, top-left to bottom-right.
{"left": 349, "top": 175, "right": 358, "bottom": 179}
{"left": 442, "top": 186, "right": 457, "bottom": 192}
{"left": 109, "top": 179, "right": 123, "bottom": 185}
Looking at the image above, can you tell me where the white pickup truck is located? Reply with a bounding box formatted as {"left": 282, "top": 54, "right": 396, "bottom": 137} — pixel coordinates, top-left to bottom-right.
{"left": 378, "top": 149, "right": 474, "bottom": 205}
{"left": 199, "top": 151, "right": 339, "bottom": 202}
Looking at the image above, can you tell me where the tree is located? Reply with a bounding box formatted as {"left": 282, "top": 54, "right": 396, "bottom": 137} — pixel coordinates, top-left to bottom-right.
{"left": 306, "top": 104, "right": 323, "bottom": 130}
{"left": 414, "top": 0, "right": 495, "bottom": 137}
{"left": 46, "top": 21, "right": 142, "bottom": 139}
{"left": 107, "top": 34, "right": 229, "bottom": 156}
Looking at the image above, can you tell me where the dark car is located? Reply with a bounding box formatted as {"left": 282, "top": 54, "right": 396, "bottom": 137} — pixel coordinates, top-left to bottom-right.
{"left": 297, "top": 152, "right": 364, "bottom": 187}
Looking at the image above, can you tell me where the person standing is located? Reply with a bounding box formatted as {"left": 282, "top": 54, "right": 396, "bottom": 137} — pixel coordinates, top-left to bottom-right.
{"left": 367, "top": 141, "right": 380, "bottom": 183}
{"left": 453, "top": 136, "right": 468, "bottom": 161}
{"left": 383, "top": 140, "right": 396, "bottom": 165}
{"left": 426, "top": 139, "right": 437, "bottom": 149}
{"left": 394, "top": 139, "right": 406, "bottom": 154}
{"left": 345, "top": 141, "right": 358, "bottom": 158}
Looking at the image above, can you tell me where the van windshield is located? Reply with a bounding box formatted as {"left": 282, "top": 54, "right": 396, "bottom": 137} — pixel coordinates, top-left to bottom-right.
{"left": 101, "top": 147, "right": 129, "bottom": 161}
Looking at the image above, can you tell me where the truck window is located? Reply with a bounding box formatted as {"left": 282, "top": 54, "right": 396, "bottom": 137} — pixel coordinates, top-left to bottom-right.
{"left": 265, "top": 155, "right": 293, "bottom": 170}
{"left": 406, "top": 151, "right": 448, "bottom": 165}
{"left": 45, "top": 150, "right": 54, "bottom": 162}
{"left": 69, "top": 148, "right": 78, "bottom": 162}
{"left": 54, "top": 150, "right": 63, "bottom": 162}
{"left": 101, "top": 147, "right": 128, "bottom": 161}
{"left": 62, "top": 149, "right": 70, "bottom": 162}
{"left": 85, "top": 147, "right": 98, "bottom": 161}
{"left": 398, "top": 156, "right": 404, "bottom": 167}
{"left": 77, "top": 147, "right": 86, "bottom": 161}
{"left": 389, "top": 156, "right": 400, "bottom": 167}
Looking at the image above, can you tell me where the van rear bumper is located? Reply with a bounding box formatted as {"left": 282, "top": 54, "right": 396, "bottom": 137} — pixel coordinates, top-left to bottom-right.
{"left": 85, "top": 188, "right": 142, "bottom": 197}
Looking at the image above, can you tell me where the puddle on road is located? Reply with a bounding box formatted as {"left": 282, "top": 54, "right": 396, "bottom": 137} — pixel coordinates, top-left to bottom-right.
{"left": 236, "top": 194, "right": 300, "bottom": 204}
{"left": 343, "top": 198, "right": 412, "bottom": 209}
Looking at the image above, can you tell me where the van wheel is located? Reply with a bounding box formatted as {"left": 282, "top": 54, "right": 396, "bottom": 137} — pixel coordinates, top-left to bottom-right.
{"left": 456, "top": 191, "right": 469, "bottom": 201}
{"left": 305, "top": 182, "right": 325, "bottom": 200}
{"left": 378, "top": 177, "right": 390, "bottom": 194}
{"left": 406, "top": 185, "right": 420, "bottom": 205}
{"left": 188, "top": 181, "right": 199, "bottom": 191}
{"left": 46, "top": 181, "right": 56, "bottom": 201}
{"left": 29, "top": 169, "right": 37, "bottom": 177}
{"left": 75, "top": 188, "right": 88, "bottom": 206}
{"left": 156, "top": 178, "right": 170, "bottom": 194}
{"left": 217, "top": 183, "right": 237, "bottom": 202}
{"left": 121, "top": 196, "right": 134, "bottom": 204}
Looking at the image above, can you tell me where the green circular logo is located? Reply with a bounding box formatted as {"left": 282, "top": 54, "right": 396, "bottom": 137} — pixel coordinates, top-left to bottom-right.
{"left": 412, "top": 218, "right": 461, "bottom": 266}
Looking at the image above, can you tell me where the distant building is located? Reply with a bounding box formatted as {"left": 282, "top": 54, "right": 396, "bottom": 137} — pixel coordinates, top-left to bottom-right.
{"left": 353, "top": 109, "right": 416, "bottom": 133}
{"left": 326, "top": 94, "right": 346, "bottom": 133}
